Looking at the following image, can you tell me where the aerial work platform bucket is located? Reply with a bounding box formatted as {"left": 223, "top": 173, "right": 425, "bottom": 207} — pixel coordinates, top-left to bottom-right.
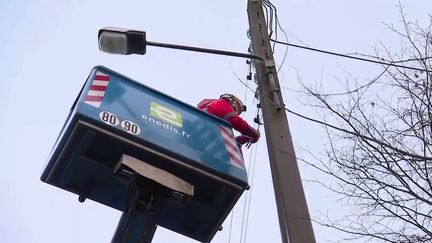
{"left": 41, "top": 66, "right": 249, "bottom": 242}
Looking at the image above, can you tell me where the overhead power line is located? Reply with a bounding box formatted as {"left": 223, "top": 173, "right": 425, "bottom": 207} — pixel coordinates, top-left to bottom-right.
{"left": 283, "top": 107, "right": 432, "bottom": 161}
{"left": 270, "top": 39, "right": 431, "bottom": 73}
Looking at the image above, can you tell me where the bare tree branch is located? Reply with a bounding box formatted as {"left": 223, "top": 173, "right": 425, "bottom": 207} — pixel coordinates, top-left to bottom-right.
{"left": 297, "top": 4, "right": 432, "bottom": 242}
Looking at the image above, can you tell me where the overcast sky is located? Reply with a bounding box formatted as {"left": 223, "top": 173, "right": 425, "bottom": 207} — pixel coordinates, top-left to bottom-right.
{"left": 1, "top": 1, "right": 431, "bottom": 242}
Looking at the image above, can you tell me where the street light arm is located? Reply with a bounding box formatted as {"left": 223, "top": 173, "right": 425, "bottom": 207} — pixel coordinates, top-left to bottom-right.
{"left": 146, "top": 41, "right": 265, "bottom": 62}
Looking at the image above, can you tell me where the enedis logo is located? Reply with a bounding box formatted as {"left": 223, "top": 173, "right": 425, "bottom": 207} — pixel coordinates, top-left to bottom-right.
{"left": 150, "top": 102, "right": 183, "bottom": 127}
{"left": 141, "top": 101, "right": 191, "bottom": 139}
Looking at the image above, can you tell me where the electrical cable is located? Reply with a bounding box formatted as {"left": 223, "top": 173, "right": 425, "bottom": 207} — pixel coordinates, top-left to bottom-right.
{"left": 243, "top": 143, "right": 259, "bottom": 243}
{"left": 233, "top": 50, "right": 432, "bottom": 162}
{"left": 259, "top": 0, "right": 290, "bottom": 74}
{"left": 239, "top": 179, "right": 249, "bottom": 243}
{"left": 239, "top": 136, "right": 260, "bottom": 243}
{"left": 234, "top": 67, "right": 432, "bottom": 161}
{"left": 261, "top": 0, "right": 277, "bottom": 52}
{"left": 262, "top": 2, "right": 272, "bottom": 39}
{"left": 228, "top": 210, "right": 234, "bottom": 243}
{"left": 274, "top": 16, "right": 289, "bottom": 74}
{"left": 316, "top": 66, "right": 389, "bottom": 97}
{"left": 344, "top": 52, "right": 432, "bottom": 64}
{"left": 284, "top": 107, "right": 432, "bottom": 160}
{"left": 259, "top": 0, "right": 431, "bottom": 74}
{"left": 261, "top": 1, "right": 272, "bottom": 33}
{"left": 239, "top": 100, "right": 258, "bottom": 243}
{"left": 239, "top": 144, "right": 254, "bottom": 243}
{"left": 230, "top": 63, "right": 256, "bottom": 93}
{"left": 270, "top": 39, "right": 432, "bottom": 73}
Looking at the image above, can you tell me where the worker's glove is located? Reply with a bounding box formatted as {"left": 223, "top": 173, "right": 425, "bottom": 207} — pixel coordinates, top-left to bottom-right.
{"left": 237, "top": 137, "right": 253, "bottom": 149}
{"left": 236, "top": 135, "right": 251, "bottom": 145}
{"left": 245, "top": 125, "right": 260, "bottom": 144}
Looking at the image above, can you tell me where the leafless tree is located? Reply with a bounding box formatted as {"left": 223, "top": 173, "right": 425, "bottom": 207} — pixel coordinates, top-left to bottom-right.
{"left": 300, "top": 5, "right": 432, "bottom": 243}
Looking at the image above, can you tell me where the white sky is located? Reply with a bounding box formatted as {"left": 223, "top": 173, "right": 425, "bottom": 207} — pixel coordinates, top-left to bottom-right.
{"left": 1, "top": 1, "right": 431, "bottom": 242}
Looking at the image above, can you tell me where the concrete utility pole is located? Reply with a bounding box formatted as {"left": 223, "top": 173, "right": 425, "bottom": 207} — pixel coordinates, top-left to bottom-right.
{"left": 247, "top": 1, "right": 316, "bottom": 243}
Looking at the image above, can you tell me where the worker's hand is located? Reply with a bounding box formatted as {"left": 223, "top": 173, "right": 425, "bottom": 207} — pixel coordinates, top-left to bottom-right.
{"left": 249, "top": 134, "right": 259, "bottom": 143}
{"left": 237, "top": 135, "right": 259, "bottom": 149}
{"left": 236, "top": 135, "right": 251, "bottom": 145}
{"left": 246, "top": 126, "right": 260, "bottom": 143}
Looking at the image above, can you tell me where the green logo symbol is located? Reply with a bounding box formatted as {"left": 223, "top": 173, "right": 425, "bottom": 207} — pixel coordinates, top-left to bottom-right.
{"left": 150, "top": 102, "right": 183, "bottom": 127}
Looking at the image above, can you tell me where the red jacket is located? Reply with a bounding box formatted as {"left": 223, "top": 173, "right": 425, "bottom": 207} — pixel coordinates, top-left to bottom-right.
{"left": 198, "top": 98, "right": 259, "bottom": 143}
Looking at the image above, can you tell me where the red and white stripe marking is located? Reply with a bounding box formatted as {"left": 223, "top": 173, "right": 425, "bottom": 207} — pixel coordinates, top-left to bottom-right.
{"left": 220, "top": 126, "right": 244, "bottom": 169}
{"left": 84, "top": 71, "right": 110, "bottom": 108}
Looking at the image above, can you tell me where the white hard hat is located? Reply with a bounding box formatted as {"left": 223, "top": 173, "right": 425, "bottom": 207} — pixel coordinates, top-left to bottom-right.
{"left": 220, "top": 93, "right": 245, "bottom": 115}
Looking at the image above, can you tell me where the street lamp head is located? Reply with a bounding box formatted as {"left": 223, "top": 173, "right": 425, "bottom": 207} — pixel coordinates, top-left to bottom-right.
{"left": 98, "top": 27, "right": 146, "bottom": 55}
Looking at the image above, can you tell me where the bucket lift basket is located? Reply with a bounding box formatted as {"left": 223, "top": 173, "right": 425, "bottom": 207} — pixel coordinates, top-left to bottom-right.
{"left": 41, "top": 66, "right": 249, "bottom": 242}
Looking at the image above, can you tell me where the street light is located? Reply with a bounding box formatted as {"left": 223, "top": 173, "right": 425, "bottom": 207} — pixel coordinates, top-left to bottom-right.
{"left": 98, "top": 27, "right": 146, "bottom": 55}
{"left": 98, "top": 26, "right": 264, "bottom": 61}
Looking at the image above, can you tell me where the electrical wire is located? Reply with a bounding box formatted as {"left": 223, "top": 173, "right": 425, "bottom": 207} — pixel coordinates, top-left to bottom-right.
{"left": 262, "top": 1, "right": 273, "bottom": 39}
{"left": 259, "top": 0, "right": 431, "bottom": 74}
{"left": 230, "top": 63, "right": 256, "bottom": 93}
{"left": 257, "top": 0, "right": 290, "bottom": 74}
{"left": 284, "top": 107, "right": 432, "bottom": 160}
{"left": 261, "top": 0, "right": 276, "bottom": 52}
{"left": 239, "top": 179, "right": 249, "bottom": 243}
{"left": 239, "top": 139, "right": 255, "bottom": 242}
{"left": 270, "top": 39, "right": 432, "bottom": 73}
{"left": 274, "top": 17, "right": 289, "bottom": 74}
{"left": 242, "top": 130, "right": 260, "bottom": 243}
{"left": 239, "top": 135, "right": 260, "bottom": 243}
{"left": 315, "top": 66, "right": 389, "bottom": 97}
{"left": 228, "top": 210, "right": 234, "bottom": 243}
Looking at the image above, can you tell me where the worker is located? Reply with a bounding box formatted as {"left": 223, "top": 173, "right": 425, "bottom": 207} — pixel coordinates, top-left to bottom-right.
{"left": 198, "top": 94, "right": 260, "bottom": 149}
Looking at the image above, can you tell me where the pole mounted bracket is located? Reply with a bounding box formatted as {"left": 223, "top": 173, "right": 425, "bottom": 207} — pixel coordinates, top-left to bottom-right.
{"left": 264, "top": 62, "right": 283, "bottom": 111}
{"left": 254, "top": 59, "right": 284, "bottom": 112}
{"left": 268, "top": 73, "right": 282, "bottom": 111}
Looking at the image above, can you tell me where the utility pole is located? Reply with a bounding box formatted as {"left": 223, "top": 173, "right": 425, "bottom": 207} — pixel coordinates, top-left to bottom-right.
{"left": 247, "top": 1, "right": 316, "bottom": 243}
